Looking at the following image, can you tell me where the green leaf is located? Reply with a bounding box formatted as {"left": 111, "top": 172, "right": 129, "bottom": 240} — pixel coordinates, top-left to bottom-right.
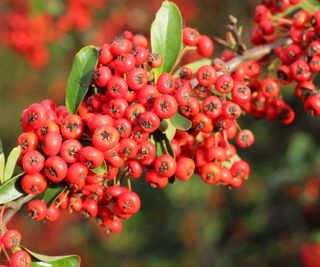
{"left": 30, "top": 0, "right": 46, "bottom": 16}
{"left": 163, "top": 119, "right": 177, "bottom": 141}
{"left": 151, "top": 1, "right": 183, "bottom": 80}
{"left": 3, "top": 146, "right": 21, "bottom": 182}
{"left": 169, "top": 113, "right": 192, "bottom": 131}
{"left": 0, "top": 173, "right": 25, "bottom": 204}
{"left": 150, "top": 134, "right": 163, "bottom": 157}
{"left": 0, "top": 154, "right": 5, "bottom": 184}
{"left": 65, "top": 46, "right": 99, "bottom": 114}
{"left": 91, "top": 161, "right": 107, "bottom": 175}
{"left": 300, "top": 0, "right": 320, "bottom": 13}
{"left": 173, "top": 59, "right": 211, "bottom": 78}
{"left": 22, "top": 247, "right": 80, "bottom": 267}
{"left": 42, "top": 184, "right": 66, "bottom": 206}
{"left": 221, "top": 154, "right": 241, "bottom": 169}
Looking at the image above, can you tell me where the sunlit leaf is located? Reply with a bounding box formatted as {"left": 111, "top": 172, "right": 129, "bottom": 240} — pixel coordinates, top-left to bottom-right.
{"left": 65, "top": 46, "right": 99, "bottom": 114}
{"left": 151, "top": 1, "right": 183, "bottom": 80}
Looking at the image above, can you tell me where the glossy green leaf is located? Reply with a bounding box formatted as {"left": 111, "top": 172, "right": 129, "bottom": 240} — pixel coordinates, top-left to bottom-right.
{"left": 0, "top": 173, "right": 25, "bottom": 204}
{"left": 22, "top": 247, "right": 80, "bottom": 267}
{"left": 169, "top": 113, "right": 192, "bottom": 131}
{"left": 163, "top": 119, "right": 177, "bottom": 141}
{"left": 151, "top": 1, "right": 183, "bottom": 80}
{"left": 150, "top": 134, "right": 163, "bottom": 157}
{"left": 65, "top": 46, "right": 99, "bottom": 114}
{"left": 3, "top": 146, "right": 21, "bottom": 182}
{"left": 91, "top": 161, "right": 107, "bottom": 175}
{"left": 0, "top": 154, "right": 5, "bottom": 184}
{"left": 173, "top": 59, "right": 211, "bottom": 78}
{"left": 42, "top": 184, "right": 66, "bottom": 205}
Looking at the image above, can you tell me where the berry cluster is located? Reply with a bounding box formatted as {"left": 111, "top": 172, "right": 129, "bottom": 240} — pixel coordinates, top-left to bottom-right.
{"left": 0, "top": 0, "right": 107, "bottom": 67}
{"left": 0, "top": 227, "right": 31, "bottom": 267}
{"left": 216, "top": 0, "right": 320, "bottom": 124}
{"left": 16, "top": 26, "right": 254, "bottom": 234}
{"left": 234, "top": 0, "right": 320, "bottom": 121}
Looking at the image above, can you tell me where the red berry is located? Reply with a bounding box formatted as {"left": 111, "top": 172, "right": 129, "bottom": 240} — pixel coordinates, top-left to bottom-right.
{"left": 94, "top": 66, "right": 112, "bottom": 87}
{"left": 22, "top": 150, "right": 45, "bottom": 174}
{"left": 116, "top": 191, "right": 141, "bottom": 215}
{"left": 154, "top": 154, "right": 176, "bottom": 177}
{"left": 175, "top": 157, "right": 195, "bottom": 181}
{"left": 1, "top": 229, "right": 21, "bottom": 248}
{"left": 92, "top": 126, "right": 120, "bottom": 151}
{"left": 196, "top": 65, "right": 216, "bottom": 86}
{"left": 21, "top": 173, "right": 47, "bottom": 194}
{"left": 197, "top": 35, "right": 214, "bottom": 57}
{"left": 27, "top": 199, "right": 47, "bottom": 221}
{"left": 236, "top": 129, "right": 255, "bottom": 148}
{"left": 44, "top": 156, "right": 68, "bottom": 183}
{"left": 10, "top": 250, "right": 31, "bottom": 267}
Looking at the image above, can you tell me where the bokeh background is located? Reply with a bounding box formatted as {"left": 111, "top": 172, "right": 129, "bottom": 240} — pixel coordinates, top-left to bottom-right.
{"left": 1, "top": 0, "right": 320, "bottom": 266}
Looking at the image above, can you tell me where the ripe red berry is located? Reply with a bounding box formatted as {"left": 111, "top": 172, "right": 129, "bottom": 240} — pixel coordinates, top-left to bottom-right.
{"left": 10, "top": 250, "right": 31, "bottom": 267}
{"left": 79, "top": 146, "right": 104, "bottom": 168}
{"left": 82, "top": 199, "right": 98, "bottom": 217}
{"left": 59, "top": 139, "right": 82, "bottom": 164}
{"left": 66, "top": 162, "right": 88, "bottom": 190}
{"left": 157, "top": 73, "right": 175, "bottom": 94}
{"left": 183, "top": 27, "right": 201, "bottom": 46}
{"left": 46, "top": 204, "right": 60, "bottom": 222}
{"left": 116, "top": 191, "right": 141, "bottom": 215}
{"left": 145, "top": 169, "right": 168, "bottom": 188}
{"left": 175, "top": 157, "right": 195, "bottom": 181}
{"left": 21, "top": 103, "right": 48, "bottom": 130}
{"left": 93, "top": 66, "right": 112, "bottom": 87}
{"left": 114, "top": 54, "right": 136, "bottom": 73}
{"left": 17, "top": 132, "right": 38, "bottom": 154}
{"left": 107, "top": 76, "right": 128, "bottom": 98}
{"left": 44, "top": 156, "right": 68, "bottom": 183}
{"left": 92, "top": 126, "right": 120, "bottom": 151}
{"left": 197, "top": 35, "right": 214, "bottom": 57}
{"left": 43, "top": 131, "right": 62, "bottom": 156}
{"left": 27, "top": 199, "right": 47, "bottom": 221}
{"left": 126, "top": 68, "right": 149, "bottom": 90}
{"left": 154, "top": 154, "right": 176, "bottom": 177}
{"left": 1, "top": 229, "right": 21, "bottom": 248}
{"left": 139, "top": 111, "right": 160, "bottom": 133}
{"left": 21, "top": 173, "right": 47, "bottom": 194}
{"left": 153, "top": 94, "right": 178, "bottom": 119}
{"left": 61, "top": 114, "right": 84, "bottom": 139}
{"left": 22, "top": 150, "right": 45, "bottom": 174}
{"left": 196, "top": 65, "right": 216, "bottom": 86}
{"left": 199, "top": 162, "right": 221, "bottom": 184}
{"left": 236, "top": 129, "right": 255, "bottom": 148}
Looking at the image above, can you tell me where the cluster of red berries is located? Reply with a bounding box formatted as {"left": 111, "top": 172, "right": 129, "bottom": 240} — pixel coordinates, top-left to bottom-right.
{"left": 0, "top": 227, "right": 31, "bottom": 267}
{"left": 233, "top": 0, "right": 320, "bottom": 122}
{"left": 301, "top": 242, "right": 320, "bottom": 267}
{"left": 0, "top": 0, "right": 107, "bottom": 67}
{"left": 18, "top": 98, "right": 141, "bottom": 233}
{"left": 16, "top": 26, "right": 254, "bottom": 234}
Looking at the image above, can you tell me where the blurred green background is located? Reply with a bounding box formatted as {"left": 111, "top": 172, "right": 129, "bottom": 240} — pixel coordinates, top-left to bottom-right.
{"left": 1, "top": 0, "right": 320, "bottom": 266}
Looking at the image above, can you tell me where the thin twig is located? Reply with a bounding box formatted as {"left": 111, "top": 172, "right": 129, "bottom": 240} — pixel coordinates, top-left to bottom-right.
{"left": 227, "top": 15, "right": 247, "bottom": 54}
{"left": 226, "top": 38, "right": 292, "bottom": 72}
{"left": 2, "top": 194, "right": 35, "bottom": 225}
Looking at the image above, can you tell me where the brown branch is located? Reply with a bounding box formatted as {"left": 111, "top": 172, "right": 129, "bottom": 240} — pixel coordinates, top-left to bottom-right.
{"left": 227, "top": 15, "right": 247, "bottom": 54}
{"left": 225, "top": 38, "right": 292, "bottom": 73}
{"left": 2, "top": 194, "right": 35, "bottom": 225}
